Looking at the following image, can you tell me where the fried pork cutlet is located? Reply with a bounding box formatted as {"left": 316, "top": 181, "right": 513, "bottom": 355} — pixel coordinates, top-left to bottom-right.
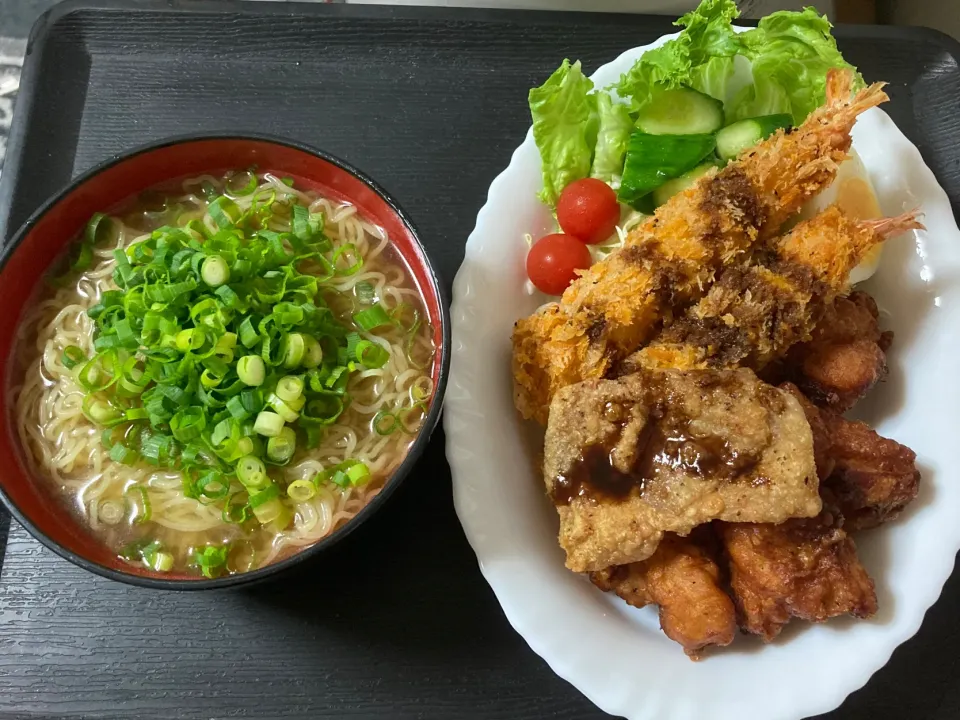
{"left": 513, "top": 71, "right": 889, "bottom": 424}
{"left": 628, "top": 208, "right": 921, "bottom": 375}
{"left": 589, "top": 531, "right": 736, "bottom": 658}
{"left": 720, "top": 511, "right": 878, "bottom": 641}
{"left": 785, "top": 291, "right": 891, "bottom": 412}
{"left": 781, "top": 382, "right": 920, "bottom": 530}
{"left": 544, "top": 368, "right": 819, "bottom": 572}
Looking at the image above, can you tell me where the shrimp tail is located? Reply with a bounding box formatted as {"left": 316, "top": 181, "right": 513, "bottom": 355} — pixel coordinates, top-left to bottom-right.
{"left": 863, "top": 209, "right": 925, "bottom": 239}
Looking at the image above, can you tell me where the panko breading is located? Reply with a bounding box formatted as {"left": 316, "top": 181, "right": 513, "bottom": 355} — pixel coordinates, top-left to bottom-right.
{"left": 720, "top": 512, "right": 878, "bottom": 641}
{"left": 589, "top": 531, "right": 736, "bottom": 658}
{"left": 626, "top": 208, "right": 921, "bottom": 374}
{"left": 544, "top": 368, "right": 819, "bottom": 572}
{"left": 513, "top": 71, "right": 889, "bottom": 423}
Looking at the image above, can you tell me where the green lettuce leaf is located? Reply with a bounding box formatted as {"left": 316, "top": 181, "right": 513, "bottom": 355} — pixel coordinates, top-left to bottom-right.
{"left": 590, "top": 94, "right": 633, "bottom": 183}
{"left": 688, "top": 55, "right": 737, "bottom": 106}
{"left": 615, "top": 0, "right": 742, "bottom": 112}
{"left": 529, "top": 59, "right": 598, "bottom": 206}
{"left": 729, "top": 7, "right": 864, "bottom": 124}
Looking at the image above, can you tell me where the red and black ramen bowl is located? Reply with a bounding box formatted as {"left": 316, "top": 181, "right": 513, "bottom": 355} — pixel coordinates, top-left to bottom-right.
{"left": 0, "top": 135, "right": 450, "bottom": 589}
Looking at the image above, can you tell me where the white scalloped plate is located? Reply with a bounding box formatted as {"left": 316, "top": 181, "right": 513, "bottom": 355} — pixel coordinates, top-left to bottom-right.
{"left": 445, "top": 31, "right": 960, "bottom": 720}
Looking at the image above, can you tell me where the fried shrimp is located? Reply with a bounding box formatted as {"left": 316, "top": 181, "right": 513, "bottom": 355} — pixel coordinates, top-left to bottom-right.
{"left": 628, "top": 207, "right": 923, "bottom": 372}
{"left": 512, "top": 70, "right": 889, "bottom": 423}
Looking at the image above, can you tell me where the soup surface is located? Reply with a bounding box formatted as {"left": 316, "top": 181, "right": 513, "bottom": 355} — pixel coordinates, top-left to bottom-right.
{"left": 11, "top": 170, "right": 436, "bottom": 577}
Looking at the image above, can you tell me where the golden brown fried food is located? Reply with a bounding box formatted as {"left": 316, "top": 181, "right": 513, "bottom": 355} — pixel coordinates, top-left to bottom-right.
{"left": 513, "top": 72, "right": 889, "bottom": 424}
{"left": 821, "top": 412, "right": 920, "bottom": 530}
{"left": 628, "top": 209, "right": 921, "bottom": 374}
{"left": 780, "top": 382, "right": 837, "bottom": 481}
{"left": 720, "top": 512, "right": 878, "bottom": 641}
{"left": 785, "top": 291, "right": 890, "bottom": 412}
{"left": 781, "top": 382, "right": 920, "bottom": 529}
{"left": 589, "top": 532, "right": 736, "bottom": 658}
{"left": 544, "top": 368, "right": 819, "bottom": 572}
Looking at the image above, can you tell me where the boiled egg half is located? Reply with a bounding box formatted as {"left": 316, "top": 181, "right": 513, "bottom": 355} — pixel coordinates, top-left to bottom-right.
{"left": 796, "top": 149, "right": 883, "bottom": 284}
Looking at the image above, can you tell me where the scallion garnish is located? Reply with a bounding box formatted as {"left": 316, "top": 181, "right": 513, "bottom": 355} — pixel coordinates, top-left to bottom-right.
{"left": 192, "top": 543, "right": 230, "bottom": 578}
{"left": 237, "top": 355, "right": 266, "bottom": 387}
{"left": 61, "top": 345, "right": 87, "bottom": 370}
{"left": 352, "top": 304, "right": 392, "bottom": 332}
{"left": 286, "top": 479, "right": 316, "bottom": 502}
{"left": 68, "top": 179, "right": 408, "bottom": 568}
{"left": 266, "top": 426, "right": 296, "bottom": 465}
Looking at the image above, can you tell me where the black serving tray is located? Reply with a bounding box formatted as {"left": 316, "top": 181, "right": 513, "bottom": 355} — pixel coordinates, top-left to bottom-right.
{"left": 1, "top": 3, "right": 960, "bottom": 718}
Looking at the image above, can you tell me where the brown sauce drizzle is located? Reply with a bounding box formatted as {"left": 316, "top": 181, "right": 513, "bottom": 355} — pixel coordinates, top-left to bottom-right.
{"left": 551, "top": 401, "right": 763, "bottom": 506}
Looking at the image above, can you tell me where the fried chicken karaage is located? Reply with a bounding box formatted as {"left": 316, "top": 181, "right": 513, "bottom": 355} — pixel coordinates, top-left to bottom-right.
{"left": 719, "top": 511, "right": 878, "bottom": 641}
{"left": 590, "top": 531, "right": 736, "bottom": 658}
{"left": 782, "top": 291, "right": 891, "bottom": 412}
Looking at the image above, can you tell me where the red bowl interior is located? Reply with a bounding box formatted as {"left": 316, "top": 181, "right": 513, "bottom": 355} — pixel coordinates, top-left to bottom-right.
{"left": 0, "top": 137, "right": 445, "bottom": 582}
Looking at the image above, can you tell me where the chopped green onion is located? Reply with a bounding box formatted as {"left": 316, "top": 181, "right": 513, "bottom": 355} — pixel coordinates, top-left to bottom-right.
{"left": 330, "top": 469, "right": 350, "bottom": 488}
{"left": 201, "top": 255, "right": 230, "bottom": 287}
{"left": 302, "top": 335, "right": 323, "bottom": 369}
{"left": 352, "top": 304, "right": 392, "bottom": 331}
{"left": 207, "top": 196, "right": 241, "bottom": 229}
{"left": 253, "top": 411, "right": 285, "bottom": 437}
{"left": 399, "top": 401, "right": 428, "bottom": 433}
{"left": 148, "top": 550, "right": 174, "bottom": 572}
{"left": 61, "top": 345, "right": 87, "bottom": 369}
{"left": 126, "top": 485, "right": 151, "bottom": 524}
{"left": 82, "top": 396, "right": 124, "bottom": 426}
{"left": 411, "top": 376, "right": 433, "bottom": 402}
{"left": 276, "top": 376, "right": 304, "bottom": 403}
{"left": 192, "top": 544, "right": 230, "bottom": 578}
{"left": 72, "top": 240, "right": 94, "bottom": 272}
{"left": 286, "top": 479, "right": 316, "bottom": 502}
{"left": 77, "top": 352, "right": 119, "bottom": 392}
{"left": 109, "top": 443, "right": 137, "bottom": 465}
{"left": 67, "top": 178, "right": 405, "bottom": 521}
{"left": 300, "top": 395, "right": 344, "bottom": 425}
{"left": 354, "top": 340, "right": 390, "bottom": 369}
{"left": 248, "top": 483, "right": 280, "bottom": 508}
{"left": 250, "top": 496, "right": 292, "bottom": 531}
{"left": 237, "top": 355, "right": 265, "bottom": 386}
{"left": 170, "top": 407, "right": 206, "bottom": 442}
{"left": 346, "top": 462, "right": 370, "bottom": 486}
{"left": 266, "top": 426, "right": 297, "bottom": 465}
{"left": 197, "top": 471, "right": 230, "bottom": 500}
{"left": 222, "top": 491, "right": 252, "bottom": 524}
{"left": 374, "top": 410, "right": 398, "bottom": 436}
{"left": 332, "top": 243, "right": 363, "bottom": 275}
{"left": 267, "top": 393, "right": 299, "bottom": 423}
{"left": 237, "top": 455, "right": 269, "bottom": 489}
{"left": 282, "top": 332, "right": 305, "bottom": 368}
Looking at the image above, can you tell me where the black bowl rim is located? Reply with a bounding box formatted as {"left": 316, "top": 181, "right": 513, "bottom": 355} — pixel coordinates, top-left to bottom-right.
{"left": 0, "top": 132, "right": 451, "bottom": 590}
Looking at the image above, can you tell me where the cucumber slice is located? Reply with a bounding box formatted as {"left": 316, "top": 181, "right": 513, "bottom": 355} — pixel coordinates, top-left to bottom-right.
{"left": 716, "top": 114, "right": 793, "bottom": 161}
{"left": 618, "top": 132, "right": 717, "bottom": 208}
{"left": 635, "top": 87, "right": 724, "bottom": 135}
{"left": 652, "top": 162, "right": 718, "bottom": 207}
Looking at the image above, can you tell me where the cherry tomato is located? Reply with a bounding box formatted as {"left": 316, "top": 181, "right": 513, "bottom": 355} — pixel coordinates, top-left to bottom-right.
{"left": 557, "top": 178, "right": 620, "bottom": 245}
{"left": 526, "top": 233, "right": 592, "bottom": 296}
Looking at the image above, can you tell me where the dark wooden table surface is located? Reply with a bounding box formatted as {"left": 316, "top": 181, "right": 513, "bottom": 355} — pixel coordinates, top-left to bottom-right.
{"left": 0, "top": 4, "right": 959, "bottom": 719}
